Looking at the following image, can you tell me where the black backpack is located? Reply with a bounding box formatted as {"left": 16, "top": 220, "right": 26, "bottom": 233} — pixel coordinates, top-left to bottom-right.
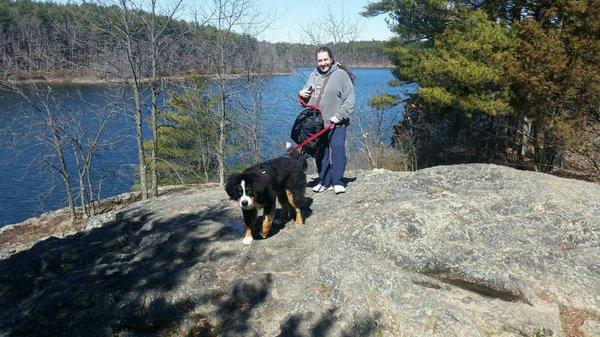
{"left": 290, "top": 74, "right": 332, "bottom": 156}
{"left": 290, "top": 108, "right": 324, "bottom": 156}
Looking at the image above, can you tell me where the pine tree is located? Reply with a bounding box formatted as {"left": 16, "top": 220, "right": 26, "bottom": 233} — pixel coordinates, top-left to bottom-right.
{"left": 504, "top": 1, "right": 600, "bottom": 173}
{"left": 145, "top": 74, "right": 219, "bottom": 185}
{"left": 364, "top": 0, "right": 599, "bottom": 177}
{"left": 385, "top": 9, "right": 514, "bottom": 117}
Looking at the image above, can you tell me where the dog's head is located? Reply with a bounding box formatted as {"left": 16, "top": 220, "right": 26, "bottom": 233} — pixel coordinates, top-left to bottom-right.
{"left": 225, "top": 173, "right": 260, "bottom": 210}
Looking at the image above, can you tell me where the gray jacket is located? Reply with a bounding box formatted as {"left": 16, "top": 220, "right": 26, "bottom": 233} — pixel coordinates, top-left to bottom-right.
{"left": 302, "top": 63, "right": 355, "bottom": 125}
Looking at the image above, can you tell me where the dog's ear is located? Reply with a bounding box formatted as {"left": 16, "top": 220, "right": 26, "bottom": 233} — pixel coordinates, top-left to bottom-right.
{"left": 225, "top": 174, "right": 241, "bottom": 199}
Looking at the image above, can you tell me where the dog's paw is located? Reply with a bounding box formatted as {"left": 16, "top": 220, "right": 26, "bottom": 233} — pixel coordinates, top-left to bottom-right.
{"left": 242, "top": 236, "right": 253, "bottom": 245}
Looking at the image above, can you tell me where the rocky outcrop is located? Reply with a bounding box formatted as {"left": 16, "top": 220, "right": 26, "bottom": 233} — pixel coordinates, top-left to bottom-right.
{"left": 0, "top": 164, "right": 598, "bottom": 336}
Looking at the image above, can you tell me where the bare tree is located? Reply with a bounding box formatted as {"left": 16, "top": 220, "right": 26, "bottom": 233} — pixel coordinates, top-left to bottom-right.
{"left": 82, "top": 0, "right": 198, "bottom": 198}
{"left": 67, "top": 92, "right": 122, "bottom": 220}
{"left": 5, "top": 82, "right": 77, "bottom": 224}
{"left": 0, "top": 78, "right": 121, "bottom": 225}
{"left": 103, "top": 0, "right": 150, "bottom": 200}
{"left": 300, "top": 2, "right": 364, "bottom": 45}
{"left": 142, "top": 0, "right": 185, "bottom": 197}
{"left": 201, "top": 0, "right": 273, "bottom": 187}
{"left": 232, "top": 40, "right": 280, "bottom": 165}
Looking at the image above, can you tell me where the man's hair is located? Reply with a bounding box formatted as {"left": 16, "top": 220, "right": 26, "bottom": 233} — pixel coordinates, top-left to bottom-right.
{"left": 315, "top": 45, "right": 355, "bottom": 83}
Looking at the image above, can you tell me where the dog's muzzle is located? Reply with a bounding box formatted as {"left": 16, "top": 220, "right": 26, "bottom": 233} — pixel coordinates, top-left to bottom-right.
{"left": 239, "top": 196, "right": 254, "bottom": 209}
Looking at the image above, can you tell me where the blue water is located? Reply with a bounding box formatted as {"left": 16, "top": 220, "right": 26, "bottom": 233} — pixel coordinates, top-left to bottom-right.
{"left": 0, "top": 67, "right": 416, "bottom": 226}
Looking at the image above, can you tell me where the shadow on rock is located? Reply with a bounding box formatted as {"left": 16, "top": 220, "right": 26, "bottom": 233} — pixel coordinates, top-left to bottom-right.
{"left": 278, "top": 308, "right": 382, "bottom": 337}
{"left": 254, "top": 197, "right": 314, "bottom": 240}
{"left": 342, "top": 177, "right": 357, "bottom": 187}
{"left": 0, "top": 204, "right": 252, "bottom": 336}
{"left": 214, "top": 273, "right": 272, "bottom": 337}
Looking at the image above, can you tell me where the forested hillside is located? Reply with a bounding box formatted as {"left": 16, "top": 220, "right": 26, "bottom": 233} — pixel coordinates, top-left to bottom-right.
{"left": 0, "top": 0, "right": 390, "bottom": 81}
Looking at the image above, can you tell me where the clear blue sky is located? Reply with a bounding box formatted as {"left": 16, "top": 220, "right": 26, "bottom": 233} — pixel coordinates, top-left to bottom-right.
{"left": 252, "top": 0, "right": 394, "bottom": 43}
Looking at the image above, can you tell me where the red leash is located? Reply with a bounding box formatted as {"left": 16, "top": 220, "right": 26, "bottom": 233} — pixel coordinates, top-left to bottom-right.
{"left": 297, "top": 96, "right": 321, "bottom": 113}
{"left": 287, "top": 121, "right": 334, "bottom": 153}
{"left": 287, "top": 96, "right": 334, "bottom": 153}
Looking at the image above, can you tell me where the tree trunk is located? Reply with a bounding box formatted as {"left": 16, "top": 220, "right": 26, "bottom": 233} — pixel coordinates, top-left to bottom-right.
{"left": 375, "top": 109, "right": 384, "bottom": 168}
{"left": 520, "top": 116, "right": 532, "bottom": 158}
{"left": 218, "top": 79, "right": 226, "bottom": 188}
{"left": 149, "top": 0, "right": 159, "bottom": 198}
{"left": 150, "top": 75, "right": 159, "bottom": 197}
{"left": 49, "top": 118, "right": 76, "bottom": 225}
{"left": 77, "top": 169, "right": 88, "bottom": 220}
{"left": 217, "top": 40, "right": 226, "bottom": 188}
{"left": 121, "top": 0, "right": 147, "bottom": 200}
{"left": 132, "top": 81, "right": 147, "bottom": 199}
{"left": 252, "top": 86, "right": 262, "bottom": 164}
{"left": 85, "top": 166, "right": 96, "bottom": 216}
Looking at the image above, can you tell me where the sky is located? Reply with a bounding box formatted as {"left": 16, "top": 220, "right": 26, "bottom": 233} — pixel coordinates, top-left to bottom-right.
{"left": 254, "top": 0, "right": 395, "bottom": 43}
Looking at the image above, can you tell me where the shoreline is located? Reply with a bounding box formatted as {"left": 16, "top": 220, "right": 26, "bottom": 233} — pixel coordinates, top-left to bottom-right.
{"left": 4, "top": 72, "right": 295, "bottom": 86}
{"left": 2, "top": 64, "right": 394, "bottom": 85}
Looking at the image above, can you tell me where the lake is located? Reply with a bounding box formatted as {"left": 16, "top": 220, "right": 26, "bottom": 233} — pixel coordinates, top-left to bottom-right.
{"left": 0, "top": 67, "right": 416, "bottom": 226}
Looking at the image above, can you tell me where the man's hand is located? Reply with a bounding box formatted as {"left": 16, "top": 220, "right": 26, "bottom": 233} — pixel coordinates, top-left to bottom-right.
{"left": 299, "top": 88, "right": 312, "bottom": 99}
{"left": 329, "top": 116, "right": 340, "bottom": 124}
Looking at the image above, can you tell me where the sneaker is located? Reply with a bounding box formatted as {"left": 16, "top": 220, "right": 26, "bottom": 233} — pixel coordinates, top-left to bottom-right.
{"left": 312, "top": 184, "right": 326, "bottom": 193}
{"left": 333, "top": 185, "right": 346, "bottom": 194}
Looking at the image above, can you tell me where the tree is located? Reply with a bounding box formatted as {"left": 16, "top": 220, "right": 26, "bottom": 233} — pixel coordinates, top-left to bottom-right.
{"left": 503, "top": 1, "right": 600, "bottom": 173}
{"left": 365, "top": 0, "right": 599, "bottom": 178}
{"left": 301, "top": 2, "right": 364, "bottom": 45}
{"left": 234, "top": 38, "right": 280, "bottom": 165}
{"left": 358, "top": 93, "right": 400, "bottom": 169}
{"left": 201, "top": 0, "right": 272, "bottom": 187}
{"left": 149, "top": 73, "right": 219, "bottom": 184}
{"left": 66, "top": 93, "right": 121, "bottom": 220}
{"left": 0, "top": 78, "right": 120, "bottom": 225}
{"left": 143, "top": 0, "right": 185, "bottom": 197}
{"left": 89, "top": 0, "right": 151, "bottom": 200}
{"left": 372, "top": 7, "right": 515, "bottom": 166}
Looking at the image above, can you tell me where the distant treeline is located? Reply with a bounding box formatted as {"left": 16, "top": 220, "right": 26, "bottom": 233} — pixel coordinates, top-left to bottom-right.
{"left": 0, "top": 0, "right": 390, "bottom": 80}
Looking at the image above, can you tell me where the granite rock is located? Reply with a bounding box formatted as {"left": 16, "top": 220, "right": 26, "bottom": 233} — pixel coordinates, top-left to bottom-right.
{"left": 0, "top": 164, "right": 598, "bottom": 336}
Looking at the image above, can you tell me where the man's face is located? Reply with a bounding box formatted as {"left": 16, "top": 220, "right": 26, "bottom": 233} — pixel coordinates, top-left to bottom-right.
{"left": 316, "top": 51, "right": 332, "bottom": 73}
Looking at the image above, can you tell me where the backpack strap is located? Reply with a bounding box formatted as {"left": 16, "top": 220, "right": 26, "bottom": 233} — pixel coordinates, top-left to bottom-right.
{"left": 314, "top": 72, "right": 332, "bottom": 108}
{"left": 299, "top": 71, "right": 333, "bottom": 117}
{"left": 298, "top": 69, "right": 334, "bottom": 112}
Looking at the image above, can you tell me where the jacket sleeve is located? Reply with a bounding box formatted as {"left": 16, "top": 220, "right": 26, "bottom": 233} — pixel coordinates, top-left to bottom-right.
{"left": 335, "top": 72, "right": 355, "bottom": 121}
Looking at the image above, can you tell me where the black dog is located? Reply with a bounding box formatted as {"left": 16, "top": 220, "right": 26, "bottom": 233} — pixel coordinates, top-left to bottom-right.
{"left": 225, "top": 154, "right": 307, "bottom": 245}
